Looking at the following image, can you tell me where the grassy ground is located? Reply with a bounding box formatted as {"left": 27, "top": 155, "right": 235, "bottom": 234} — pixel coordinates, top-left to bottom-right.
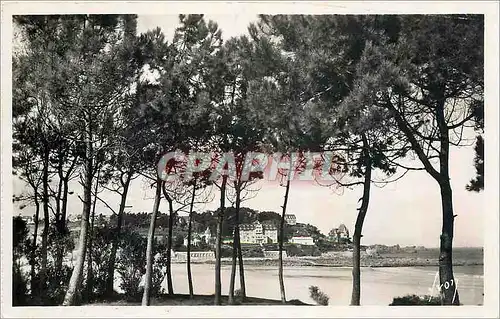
{"left": 87, "top": 294, "right": 311, "bottom": 306}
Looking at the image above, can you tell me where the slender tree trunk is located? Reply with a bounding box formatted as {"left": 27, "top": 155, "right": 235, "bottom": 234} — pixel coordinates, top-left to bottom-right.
{"left": 55, "top": 179, "right": 69, "bottom": 273}
{"left": 187, "top": 181, "right": 197, "bottom": 298}
{"left": 228, "top": 186, "right": 241, "bottom": 305}
{"left": 40, "top": 147, "right": 50, "bottom": 301}
{"left": 228, "top": 231, "right": 237, "bottom": 304}
{"left": 63, "top": 125, "right": 93, "bottom": 306}
{"left": 141, "top": 178, "right": 162, "bottom": 306}
{"left": 30, "top": 193, "right": 40, "bottom": 297}
{"left": 53, "top": 160, "right": 65, "bottom": 275}
{"left": 85, "top": 210, "right": 95, "bottom": 303}
{"left": 350, "top": 135, "right": 372, "bottom": 306}
{"left": 55, "top": 162, "right": 63, "bottom": 228}
{"left": 85, "top": 174, "right": 99, "bottom": 302}
{"left": 61, "top": 179, "right": 69, "bottom": 229}
{"left": 105, "top": 172, "right": 132, "bottom": 296}
{"left": 214, "top": 175, "right": 227, "bottom": 305}
{"left": 351, "top": 235, "right": 361, "bottom": 306}
{"left": 279, "top": 178, "right": 291, "bottom": 304}
{"left": 438, "top": 179, "right": 460, "bottom": 305}
{"left": 60, "top": 155, "right": 78, "bottom": 237}
{"left": 237, "top": 227, "right": 246, "bottom": 301}
{"left": 435, "top": 100, "right": 460, "bottom": 305}
{"left": 165, "top": 196, "right": 174, "bottom": 296}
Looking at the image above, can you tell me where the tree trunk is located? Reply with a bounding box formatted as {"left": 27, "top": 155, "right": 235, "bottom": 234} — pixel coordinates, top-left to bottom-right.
{"left": 228, "top": 233, "right": 237, "bottom": 304}
{"left": 237, "top": 227, "right": 246, "bottom": 301}
{"left": 40, "top": 147, "right": 50, "bottom": 301}
{"left": 214, "top": 175, "right": 227, "bottom": 305}
{"left": 165, "top": 196, "right": 174, "bottom": 296}
{"left": 61, "top": 178, "right": 69, "bottom": 229}
{"left": 55, "top": 178, "right": 70, "bottom": 274}
{"left": 435, "top": 99, "right": 460, "bottom": 305}
{"left": 351, "top": 234, "right": 361, "bottom": 306}
{"left": 30, "top": 192, "right": 40, "bottom": 297}
{"left": 55, "top": 162, "right": 63, "bottom": 228}
{"left": 105, "top": 172, "right": 132, "bottom": 296}
{"left": 279, "top": 178, "right": 291, "bottom": 304}
{"left": 141, "top": 178, "right": 162, "bottom": 306}
{"left": 85, "top": 175, "right": 99, "bottom": 303}
{"left": 63, "top": 128, "right": 93, "bottom": 306}
{"left": 228, "top": 185, "right": 241, "bottom": 305}
{"left": 438, "top": 179, "right": 460, "bottom": 305}
{"left": 187, "top": 181, "right": 197, "bottom": 298}
{"left": 350, "top": 135, "right": 372, "bottom": 306}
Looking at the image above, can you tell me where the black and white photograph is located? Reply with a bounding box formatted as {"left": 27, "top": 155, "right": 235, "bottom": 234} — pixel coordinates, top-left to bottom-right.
{"left": 1, "top": 1, "right": 499, "bottom": 318}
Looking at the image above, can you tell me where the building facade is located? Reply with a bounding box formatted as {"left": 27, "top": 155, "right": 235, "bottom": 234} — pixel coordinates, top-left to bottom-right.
{"left": 239, "top": 221, "right": 278, "bottom": 244}
{"left": 183, "top": 227, "right": 212, "bottom": 247}
{"left": 328, "top": 224, "right": 350, "bottom": 243}
{"left": 284, "top": 214, "right": 297, "bottom": 225}
{"left": 291, "top": 236, "right": 315, "bottom": 246}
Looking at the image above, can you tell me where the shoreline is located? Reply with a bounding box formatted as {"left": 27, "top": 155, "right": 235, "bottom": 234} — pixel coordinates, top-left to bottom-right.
{"left": 175, "top": 256, "right": 483, "bottom": 269}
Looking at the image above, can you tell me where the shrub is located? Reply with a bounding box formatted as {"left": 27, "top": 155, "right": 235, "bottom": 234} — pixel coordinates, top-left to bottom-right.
{"left": 173, "top": 234, "right": 184, "bottom": 250}
{"left": 80, "top": 223, "right": 114, "bottom": 301}
{"left": 116, "top": 231, "right": 168, "bottom": 301}
{"left": 242, "top": 247, "right": 264, "bottom": 258}
{"left": 233, "top": 288, "right": 244, "bottom": 304}
{"left": 44, "top": 264, "right": 73, "bottom": 305}
{"left": 389, "top": 294, "right": 442, "bottom": 305}
{"left": 116, "top": 231, "right": 147, "bottom": 301}
{"left": 12, "top": 265, "right": 28, "bottom": 306}
{"left": 151, "top": 241, "right": 168, "bottom": 296}
{"left": 12, "top": 217, "right": 30, "bottom": 306}
{"left": 220, "top": 246, "right": 233, "bottom": 258}
{"left": 310, "top": 246, "right": 322, "bottom": 257}
{"left": 13, "top": 216, "right": 29, "bottom": 258}
{"left": 286, "top": 244, "right": 304, "bottom": 257}
{"left": 120, "top": 270, "right": 143, "bottom": 302}
{"left": 235, "top": 288, "right": 243, "bottom": 297}
{"left": 309, "top": 286, "right": 329, "bottom": 306}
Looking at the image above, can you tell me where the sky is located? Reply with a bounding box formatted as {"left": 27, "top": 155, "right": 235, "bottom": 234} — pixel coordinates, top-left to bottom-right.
{"left": 136, "top": 14, "right": 256, "bottom": 43}
{"left": 13, "top": 14, "right": 485, "bottom": 248}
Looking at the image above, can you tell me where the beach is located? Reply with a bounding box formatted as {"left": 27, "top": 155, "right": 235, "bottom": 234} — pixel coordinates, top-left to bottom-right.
{"left": 17, "top": 247, "right": 482, "bottom": 305}
{"left": 162, "top": 263, "right": 484, "bottom": 306}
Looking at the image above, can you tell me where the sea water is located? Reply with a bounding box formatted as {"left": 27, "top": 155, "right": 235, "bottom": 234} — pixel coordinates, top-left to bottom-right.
{"left": 162, "top": 263, "right": 484, "bottom": 305}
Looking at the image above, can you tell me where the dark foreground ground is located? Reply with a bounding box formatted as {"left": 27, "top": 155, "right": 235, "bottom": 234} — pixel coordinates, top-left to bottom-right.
{"left": 87, "top": 294, "right": 311, "bottom": 306}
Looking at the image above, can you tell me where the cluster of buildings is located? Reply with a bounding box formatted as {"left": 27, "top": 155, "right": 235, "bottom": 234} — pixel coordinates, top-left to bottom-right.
{"left": 183, "top": 227, "right": 213, "bottom": 247}
{"left": 240, "top": 220, "right": 279, "bottom": 244}
{"left": 237, "top": 214, "right": 316, "bottom": 245}
{"left": 182, "top": 214, "right": 350, "bottom": 247}
{"left": 328, "top": 224, "right": 350, "bottom": 243}
{"left": 19, "top": 211, "right": 349, "bottom": 249}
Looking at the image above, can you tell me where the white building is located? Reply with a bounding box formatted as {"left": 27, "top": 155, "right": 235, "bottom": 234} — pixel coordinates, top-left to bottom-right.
{"left": 183, "top": 227, "right": 212, "bottom": 247}
{"left": 240, "top": 221, "right": 278, "bottom": 244}
{"left": 328, "top": 224, "right": 350, "bottom": 243}
{"left": 284, "top": 214, "right": 297, "bottom": 225}
{"left": 291, "top": 236, "right": 315, "bottom": 246}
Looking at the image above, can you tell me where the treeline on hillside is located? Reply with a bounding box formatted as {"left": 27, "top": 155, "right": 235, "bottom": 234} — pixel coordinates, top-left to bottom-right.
{"left": 114, "top": 208, "right": 329, "bottom": 245}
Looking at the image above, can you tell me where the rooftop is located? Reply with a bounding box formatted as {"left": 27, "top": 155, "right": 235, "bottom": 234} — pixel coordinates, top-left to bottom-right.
{"left": 240, "top": 221, "right": 277, "bottom": 231}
